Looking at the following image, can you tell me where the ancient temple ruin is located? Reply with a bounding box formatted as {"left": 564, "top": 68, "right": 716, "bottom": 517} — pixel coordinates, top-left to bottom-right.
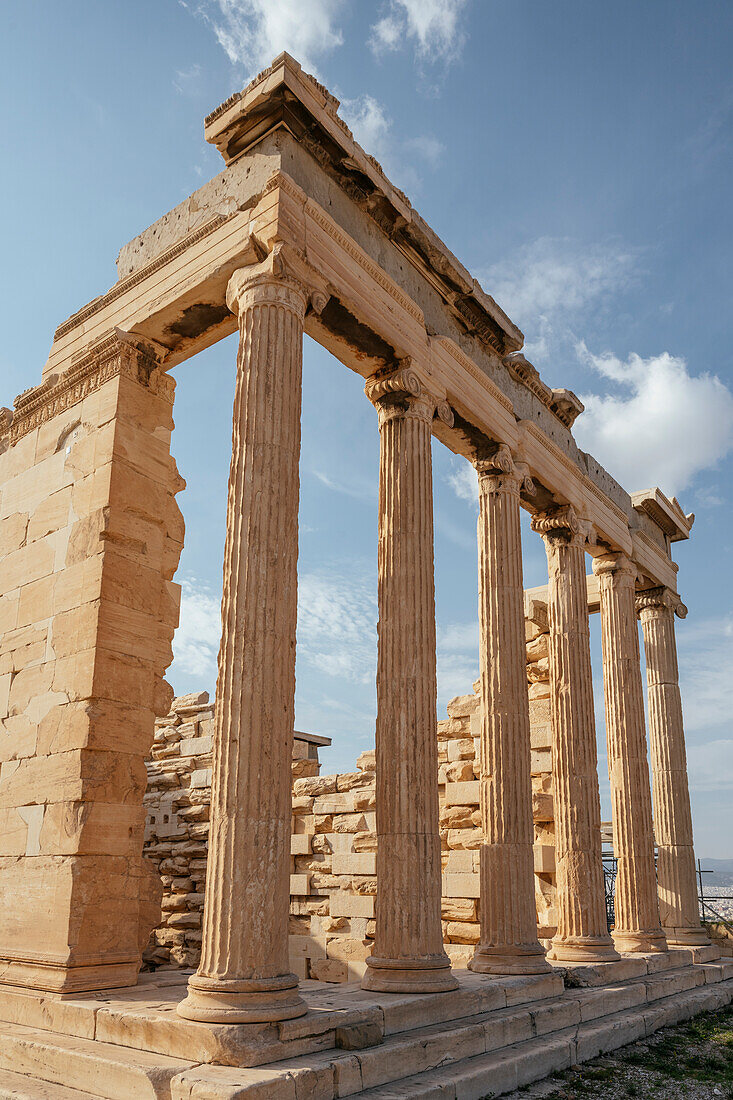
{"left": 0, "top": 53, "right": 730, "bottom": 1098}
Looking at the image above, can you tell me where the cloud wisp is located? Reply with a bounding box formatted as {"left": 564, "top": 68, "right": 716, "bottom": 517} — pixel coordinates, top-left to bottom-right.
{"left": 171, "top": 576, "right": 222, "bottom": 683}
{"left": 189, "top": 0, "right": 346, "bottom": 78}
{"left": 482, "top": 236, "right": 638, "bottom": 362}
{"left": 574, "top": 346, "right": 733, "bottom": 495}
{"left": 370, "top": 0, "right": 469, "bottom": 64}
{"left": 297, "top": 569, "right": 377, "bottom": 684}
{"left": 339, "top": 94, "right": 444, "bottom": 193}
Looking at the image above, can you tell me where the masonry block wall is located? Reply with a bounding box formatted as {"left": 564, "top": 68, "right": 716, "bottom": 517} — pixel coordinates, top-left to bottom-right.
{"left": 143, "top": 601, "right": 558, "bottom": 980}
{"left": 0, "top": 336, "right": 184, "bottom": 992}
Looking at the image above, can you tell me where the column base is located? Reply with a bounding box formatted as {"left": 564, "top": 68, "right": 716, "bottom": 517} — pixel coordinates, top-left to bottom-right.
{"left": 548, "top": 935, "right": 621, "bottom": 963}
{"left": 0, "top": 955, "right": 140, "bottom": 994}
{"left": 663, "top": 926, "right": 713, "bottom": 948}
{"left": 469, "top": 942, "right": 552, "bottom": 975}
{"left": 177, "top": 972, "right": 307, "bottom": 1023}
{"left": 612, "top": 929, "right": 668, "bottom": 954}
{"left": 361, "top": 954, "right": 459, "bottom": 994}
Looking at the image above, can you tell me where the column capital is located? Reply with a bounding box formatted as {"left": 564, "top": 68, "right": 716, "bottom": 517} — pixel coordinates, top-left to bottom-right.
{"left": 592, "top": 552, "right": 638, "bottom": 581}
{"left": 364, "top": 362, "right": 454, "bottom": 429}
{"left": 530, "top": 503, "right": 586, "bottom": 546}
{"left": 473, "top": 444, "right": 535, "bottom": 496}
{"left": 635, "top": 585, "right": 688, "bottom": 619}
{"left": 226, "top": 240, "right": 330, "bottom": 319}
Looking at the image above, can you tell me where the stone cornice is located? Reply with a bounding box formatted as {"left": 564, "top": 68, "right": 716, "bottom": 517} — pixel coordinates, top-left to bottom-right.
{"left": 53, "top": 214, "right": 236, "bottom": 342}
{"left": 8, "top": 331, "right": 174, "bottom": 446}
{"left": 203, "top": 53, "right": 525, "bottom": 364}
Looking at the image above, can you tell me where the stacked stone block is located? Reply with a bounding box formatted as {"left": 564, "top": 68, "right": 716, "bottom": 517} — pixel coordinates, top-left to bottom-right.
{"left": 145, "top": 595, "right": 558, "bottom": 980}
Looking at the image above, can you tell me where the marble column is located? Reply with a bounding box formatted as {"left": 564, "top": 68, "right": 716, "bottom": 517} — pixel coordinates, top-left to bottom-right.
{"left": 178, "top": 269, "right": 309, "bottom": 1023}
{"left": 636, "top": 587, "right": 711, "bottom": 947}
{"left": 362, "top": 365, "right": 458, "bottom": 994}
{"left": 594, "top": 555, "right": 666, "bottom": 953}
{"left": 531, "top": 506, "right": 619, "bottom": 963}
{"left": 470, "top": 446, "right": 550, "bottom": 975}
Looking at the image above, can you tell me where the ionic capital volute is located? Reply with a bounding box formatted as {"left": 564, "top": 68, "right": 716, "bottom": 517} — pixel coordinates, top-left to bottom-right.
{"left": 635, "top": 585, "right": 688, "bottom": 620}
{"left": 530, "top": 503, "right": 584, "bottom": 544}
{"left": 592, "top": 551, "right": 638, "bottom": 582}
{"left": 365, "top": 360, "right": 454, "bottom": 428}
{"left": 473, "top": 443, "right": 535, "bottom": 496}
{"left": 226, "top": 238, "right": 331, "bottom": 319}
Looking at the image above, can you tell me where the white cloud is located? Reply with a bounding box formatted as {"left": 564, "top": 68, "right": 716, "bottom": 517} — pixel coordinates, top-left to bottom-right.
{"left": 482, "top": 237, "right": 638, "bottom": 360}
{"left": 312, "top": 468, "right": 375, "bottom": 501}
{"left": 370, "top": 0, "right": 469, "bottom": 63}
{"left": 574, "top": 346, "right": 733, "bottom": 494}
{"left": 340, "top": 95, "right": 392, "bottom": 162}
{"left": 437, "top": 619, "right": 478, "bottom": 711}
{"left": 687, "top": 739, "right": 733, "bottom": 792}
{"left": 340, "top": 95, "right": 441, "bottom": 193}
{"left": 678, "top": 615, "right": 733, "bottom": 741}
{"left": 445, "top": 460, "right": 478, "bottom": 507}
{"left": 171, "top": 576, "right": 221, "bottom": 679}
{"left": 198, "top": 0, "right": 345, "bottom": 76}
{"left": 297, "top": 570, "right": 377, "bottom": 684}
{"left": 173, "top": 63, "right": 202, "bottom": 95}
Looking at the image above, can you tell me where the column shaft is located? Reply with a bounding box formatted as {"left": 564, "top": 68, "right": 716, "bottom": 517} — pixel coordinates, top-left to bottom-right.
{"left": 470, "top": 449, "right": 549, "bottom": 974}
{"left": 178, "top": 271, "right": 308, "bottom": 1023}
{"left": 532, "top": 507, "right": 618, "bottom": 962}
{"left": 362, "top": 367, "right": 457, "bottom": 994}
{"left": 637, "top": 589, "right": 710, "bottom": 947}
{"left": 595, "top": 556, "right": 666, "bottom": 953}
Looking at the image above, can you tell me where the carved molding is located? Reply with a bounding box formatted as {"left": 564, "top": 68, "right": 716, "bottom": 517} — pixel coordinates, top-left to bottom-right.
{"left": 635, "top": 586, "right": 688, "bottom": 619}
{"left": 304, "top": 196, "right": 424, "bottom": 323}
{"left": 53, "top": 214, "right": 235, "bottom": 342}
{"left": 8, "top": 331, "right": 174, "bottom": 447}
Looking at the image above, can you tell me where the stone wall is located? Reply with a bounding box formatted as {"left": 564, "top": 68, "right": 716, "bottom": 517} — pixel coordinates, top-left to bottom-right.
{"left": 143, "top": 599, "right": 557, "bottom": 979}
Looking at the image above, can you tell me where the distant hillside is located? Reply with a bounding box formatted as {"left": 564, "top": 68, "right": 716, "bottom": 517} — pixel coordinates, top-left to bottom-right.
{"left": 700, "top": 859, "right": 733, "bottom": 872}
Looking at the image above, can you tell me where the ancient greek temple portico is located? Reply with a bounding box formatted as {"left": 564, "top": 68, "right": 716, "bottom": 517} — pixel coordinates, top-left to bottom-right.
{"left": 0, "top": 53, "right": 728, "bottom": 1098}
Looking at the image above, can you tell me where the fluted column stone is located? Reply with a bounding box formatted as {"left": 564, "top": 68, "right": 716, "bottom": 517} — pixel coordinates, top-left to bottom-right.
{"left": 636, "top": 587, "right": 711, "bottom": 947}
{"left": 178, "top": 268, "right": 309, "bottom": 1023}
{"left": 362, "top": 365, "right": 457, "bottom": 994}
{"left": 531, "top": 506, "right": 618, "bottom": 963}
{"left": 470, "top": 446, "right": 550, "bottom": 975}
{"left": 594, "top": 555, "right": 666, "bottom": 953}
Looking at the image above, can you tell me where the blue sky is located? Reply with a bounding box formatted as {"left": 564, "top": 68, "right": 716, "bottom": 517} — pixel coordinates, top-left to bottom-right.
{"left": 1, "top": 1, "right": 732, "bottom": 857}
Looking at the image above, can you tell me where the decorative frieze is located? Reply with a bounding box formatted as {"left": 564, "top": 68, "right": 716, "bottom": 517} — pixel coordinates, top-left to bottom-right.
{"left": 9, "top": 331, "right": 174, "bottom": 445}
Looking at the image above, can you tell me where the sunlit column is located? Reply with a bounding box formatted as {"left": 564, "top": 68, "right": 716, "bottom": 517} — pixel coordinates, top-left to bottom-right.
{"left": 362, "top": 365, "right": 458, "bottom": 994}
{"left": 636, "top": 587, "right": 712, "bottom": 948}
{"left": 594, "top": 554, "right": 666, "bottom": 953}
{"left": 470, "top": 445, "right": 550, "bottom": 974}
{"left": 531, "top": 506, "right": 619, "bottom": 962}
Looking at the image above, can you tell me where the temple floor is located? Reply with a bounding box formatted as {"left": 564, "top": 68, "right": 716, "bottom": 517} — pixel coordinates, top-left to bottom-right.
{"left": 0, "top": 950, "right": 731, "bottom": 1098}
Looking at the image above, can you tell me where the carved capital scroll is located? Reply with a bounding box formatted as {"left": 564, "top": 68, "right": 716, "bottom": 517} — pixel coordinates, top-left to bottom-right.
{"left": 530, "top": 503, "right": 583, "bottom": 543}
{"left": 365, "top": 361, "right": 454, "bottom": 429}
{"left": 474, "top": 443, "right": 535, "bottom": 496}
{"left": 635, "top": 586, "right": 688, "bottom": 620}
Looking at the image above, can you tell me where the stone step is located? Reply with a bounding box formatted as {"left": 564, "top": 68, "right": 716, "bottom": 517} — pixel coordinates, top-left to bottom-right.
{"left": 0, "top": 1067, "right": 100, "bottom": 1100}
{"left": 356, "top": 980, "right": 733, "bottom": 1100}
{"left": 0, "top": 1021, "right": 196, "bottom": 1100}
{"left": 165, "top": 973, "right": 733, "bottom": 1099}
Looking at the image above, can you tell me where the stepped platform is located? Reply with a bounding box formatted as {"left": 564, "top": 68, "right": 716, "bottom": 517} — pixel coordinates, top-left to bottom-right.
{"left": 0, "top": 951, "right": 731, "bottom": 1099}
